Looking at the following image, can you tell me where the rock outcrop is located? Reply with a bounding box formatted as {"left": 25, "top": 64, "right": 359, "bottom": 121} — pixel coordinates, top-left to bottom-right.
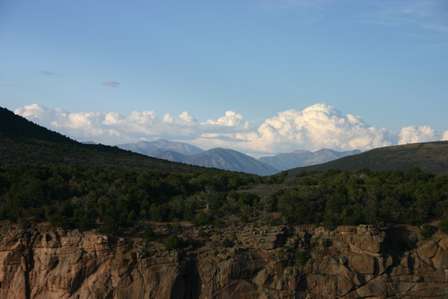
{"left": 0, "top": 223, "right": 447, "bottom": 298}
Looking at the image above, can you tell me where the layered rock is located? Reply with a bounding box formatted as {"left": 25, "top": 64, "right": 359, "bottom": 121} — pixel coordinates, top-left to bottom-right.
{"left": 0, "top": 223, "right": 447, "bottom": 298}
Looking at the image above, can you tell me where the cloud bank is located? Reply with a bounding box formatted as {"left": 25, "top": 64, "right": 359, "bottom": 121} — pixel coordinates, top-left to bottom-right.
{"left": 15, "top": 103, "right": 447, "bottom": 155}
{"left": 398, "top": 126, "right": 437, "bottom": 145}
{"left": 443, "top": 131, "right": 448, "bottom": 141}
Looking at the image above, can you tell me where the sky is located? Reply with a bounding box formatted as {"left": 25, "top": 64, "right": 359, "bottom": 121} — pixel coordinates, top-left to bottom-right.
{"left": 1, "top": 0, "right": 448, "bottom": 155}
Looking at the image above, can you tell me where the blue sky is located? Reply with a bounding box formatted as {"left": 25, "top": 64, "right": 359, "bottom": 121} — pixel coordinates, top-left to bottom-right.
{"left": 1, "top": 0, "right": 448, "bottom": 154}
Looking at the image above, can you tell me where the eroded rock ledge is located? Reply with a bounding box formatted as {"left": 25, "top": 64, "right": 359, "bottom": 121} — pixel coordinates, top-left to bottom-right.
{"left": 0, "top": 223, "right": 447, "bottom": 298}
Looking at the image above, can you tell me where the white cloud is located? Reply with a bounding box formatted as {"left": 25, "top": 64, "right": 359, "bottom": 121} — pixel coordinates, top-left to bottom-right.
{"left": 103, "top": 112, "right": 122, "bottom": 125}
{"left": 442, "top": 131, "right": 448, "bottom": 141}
{"left": 232, "top": 103, "right": 394, "bottom": 154}
{"left": 179, "top": 111, "right": 196, "bottom": 124}
{"left": 206, "top": 111, "right": 249, "bottom": 129}
{"left": 162, "top": 113, "right": 174, "bottom": 124}
{"left": 16, "top": 103, "right": 46, "bottom": 119}
{"left": 14, "top": 104, "right": 246, "bottom": 145}
{"left": 14, "top": 103, "right": 447, "bottom": 156}
{"left": 398, "top": 126, "right": 436, "bottom": 145}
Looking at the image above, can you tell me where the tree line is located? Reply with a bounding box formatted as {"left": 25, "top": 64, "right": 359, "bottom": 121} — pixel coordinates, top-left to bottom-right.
{"left": 1, "top": 165, "right": 448, "bottom": 235}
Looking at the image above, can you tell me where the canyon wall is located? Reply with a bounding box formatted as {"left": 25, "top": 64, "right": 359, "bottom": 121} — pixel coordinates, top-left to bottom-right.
{"left": 0, "top": 223, "right": 447, "bottom": 299}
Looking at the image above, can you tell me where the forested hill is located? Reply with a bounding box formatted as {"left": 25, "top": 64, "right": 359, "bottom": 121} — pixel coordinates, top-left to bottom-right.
{"left": 0, "top": 107, "right": 209, "bottom": 173}
{"left": 0, "top": 107, "right": 261, "bottom": 232}
{"left": 2, "top": 107, "right": 448, "bottom": 236}
{"left": 288, "top": 141, "right": 448, "bottom": 176}
{"left": 0, "top": 107, "right": 75, "bottom": 143}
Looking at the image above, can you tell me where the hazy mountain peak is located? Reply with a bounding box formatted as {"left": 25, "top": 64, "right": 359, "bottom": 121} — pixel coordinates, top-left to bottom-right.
{"left": 292, "top": 149, "right": 311, "bottom": 154}
{"left": 259, "top": 148, "right": 361, "bottom": 171}
{"left": 314, "top": 148, "right": 336, "bottom": 153}
{"left": 119, "top": 139, "right": 203, "bottom": 157}
{"left": 188, "top": 147, "right": 277, "bottom": 175}
{"left": 118, "top": 142, "right": 276, "bottom": 175}
{"left": 207, "top": 147, "right": 241, "bottom": 154}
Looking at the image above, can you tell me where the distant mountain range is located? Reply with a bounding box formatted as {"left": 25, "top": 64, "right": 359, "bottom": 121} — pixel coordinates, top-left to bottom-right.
{"left": 119, "top": 141, "right": 277, "bottom": 175}
{"left": 3, "top": 106, "right": 448, "bottom": 177}
{"left": 1, "top": 105, "right": 356, "bottom": 177}
{"left": 186, "top": 148, "right": 277, "bottom": 176}
{"left": 120, "top": 139, "right": 204, "bottom": 157}
{"left": 259, "top": 149, "right": 361, "bottom": 171}
{"left": 118, "top": 140, "right": 361, "bottom": 175}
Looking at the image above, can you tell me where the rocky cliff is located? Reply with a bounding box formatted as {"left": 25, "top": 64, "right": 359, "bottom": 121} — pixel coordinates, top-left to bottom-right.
{"left": 0, "top": 223, "right": 447, "bottom": 299}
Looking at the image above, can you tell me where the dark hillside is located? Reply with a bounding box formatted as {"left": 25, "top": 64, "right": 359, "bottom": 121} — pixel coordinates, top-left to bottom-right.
{"left": 0, "top": 107, "right": 75, "bottom": 143}
{"left": 0, "top": 107, "right": 205, "bottom": 173}
{"left": 288, "top": 141, "right": 448, "bottom": 175}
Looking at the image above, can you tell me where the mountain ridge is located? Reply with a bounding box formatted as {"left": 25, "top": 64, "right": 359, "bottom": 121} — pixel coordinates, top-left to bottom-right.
{"left": 0, "top": 107, "right": 207, "bottom": 173}
{"left": 259, "top": 148, "right": 360, "bottom": 171}
{"left": 118, "top": 140, "right": 363, "bottom": 175}
{"left": 119, "top": 139, "right": 204, "bottom": 157}
{"left": 186, "top": 147, "right": 277, "bottom": 176}
{"left": 119, "top": 140, "right": 277, "bottom": 175}
{"left": 288, "top": 141, "right": 448, "bottom": 175}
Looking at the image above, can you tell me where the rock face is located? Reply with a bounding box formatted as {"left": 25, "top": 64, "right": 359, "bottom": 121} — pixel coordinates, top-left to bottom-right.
{"left": 0, "top": 223, "right": 447, "bottom": 299}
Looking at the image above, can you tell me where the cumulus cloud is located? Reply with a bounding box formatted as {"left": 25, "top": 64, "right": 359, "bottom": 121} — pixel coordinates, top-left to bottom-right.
{"left": 232, "top": 104, "right": 394, "bottom": 154}
{"left": 442, "top": 131, "right": 448, "bottom": 141}
{"left": 14, "top": 103, "right": 448, "bottom": 155}
{"left": 179, "top": 111, "right": 196, "bottom": 124}
{"left": 14, "top": 104, "right": 245, "bottom": 145}
{"left": 207, "top": 111, "right": 249, "bottom": 129}
{"left": 102, "top": 81, "right": 121, "bottom": 88}
{"left": 398, "top": 126, "right": 436, "bottom": 145}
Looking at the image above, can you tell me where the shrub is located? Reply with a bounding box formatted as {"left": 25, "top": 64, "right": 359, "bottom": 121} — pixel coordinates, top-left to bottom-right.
{"left": 420, "top": 224, "right": 437, "bottom": 239}
{"left": 295, "top": 250, "right": 310, "bottom": 268}
{"left": 143, "top": 226, "right": 156, "bottom": 242}
{"left": 194, "top": 212, "right": 213, "bottom": 226}
{"left": 439, "top": 219, "right": 448, "bottom": 234}
{"left": 322, "top": 238, "right": 332, "bottom": 248}
{"left": 163, "top": 235, "right": 186, "bottom": 250}
{"left": 223, "top": 238, "right": 235, "bottom": 248}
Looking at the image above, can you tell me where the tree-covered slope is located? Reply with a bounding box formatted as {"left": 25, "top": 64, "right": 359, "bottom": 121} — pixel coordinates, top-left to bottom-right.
{"left": 288, "top": 141, "right": 448, "bottom": 175}
{"left": 3, "top": 106, "right": 448, "bottom": 236}
{"left": 0, "top": 107, "right": 204, "bottom": 173}
{"left": 0, "top": 107, "right": 260, "bottom": 232}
